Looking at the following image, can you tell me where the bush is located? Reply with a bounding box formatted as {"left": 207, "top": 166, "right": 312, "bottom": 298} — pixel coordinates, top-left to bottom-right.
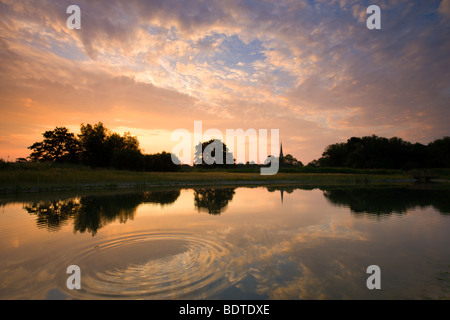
{"left": 0, "top": 158, "right": 6, "bottom": 169}
{"left": 143, "top": 152, "right": 180, "bottom": 172}
{"left": 111, "top": 149, "right": 144, "bottom": 171}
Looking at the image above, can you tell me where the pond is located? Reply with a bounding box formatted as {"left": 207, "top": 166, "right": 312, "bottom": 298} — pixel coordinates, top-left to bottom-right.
{"left": 0, "top": 184, "right": 449, "bottom": 300}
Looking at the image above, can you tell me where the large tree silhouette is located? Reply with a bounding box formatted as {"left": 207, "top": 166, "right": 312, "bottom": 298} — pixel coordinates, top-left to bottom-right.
{"left": 78, "top": 122, "right": 142, "bottom": 169}
{"left": 28, "top": 127, "right": 80, "bottom": 163}
{"left": 194, "top": 139, "right": 235, "bottom": 167}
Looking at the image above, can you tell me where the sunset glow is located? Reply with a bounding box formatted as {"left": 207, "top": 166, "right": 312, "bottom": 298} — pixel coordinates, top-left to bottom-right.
{"left": 1, "top": 0, "right": 449, "bottom": 164}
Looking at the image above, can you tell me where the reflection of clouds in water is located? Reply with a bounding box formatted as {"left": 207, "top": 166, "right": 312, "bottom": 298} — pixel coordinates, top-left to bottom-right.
{"left": 1, "top": 186, "right": 449, "bottom": 299}
{"left": 270, "top": 265, "right": 327, "bottom": 300}
{"left": 221, "top": 217, "right": 370, "bottom": 299}
{"left": 0, "top": 262, "right": 57, "bottom": 299}
{"left": 220, "top": 203, "right": 450, "bottom": 299}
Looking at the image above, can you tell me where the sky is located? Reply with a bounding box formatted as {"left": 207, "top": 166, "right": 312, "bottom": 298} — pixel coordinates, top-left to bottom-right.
{"left": 0, "top": 0, "right": 449, "bottom": 164}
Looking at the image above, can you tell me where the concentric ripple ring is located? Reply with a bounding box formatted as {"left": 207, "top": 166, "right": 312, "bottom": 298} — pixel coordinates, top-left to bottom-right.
{"left": 64, "top": 231, "right": 239, "bottom": 299}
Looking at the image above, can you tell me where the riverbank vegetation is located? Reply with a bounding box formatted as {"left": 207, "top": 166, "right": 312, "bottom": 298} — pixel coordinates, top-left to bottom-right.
{"left": 1, "top": 122, "right": 449, "bottom": 193}
{"left": 1, "top": 161, "right": 449, "bottom": 194}
{"left": 21, "top": 123, "right": 450, "bottom": 172}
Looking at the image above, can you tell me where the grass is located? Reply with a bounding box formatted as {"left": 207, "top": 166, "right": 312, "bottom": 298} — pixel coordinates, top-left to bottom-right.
{"left": 1, "top": 162, "right": 449, "bottom": 194}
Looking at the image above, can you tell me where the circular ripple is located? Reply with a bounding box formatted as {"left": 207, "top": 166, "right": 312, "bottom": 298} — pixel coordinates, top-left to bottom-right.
{"left": 65, "top": 232, "right": 239, "bottom": 299}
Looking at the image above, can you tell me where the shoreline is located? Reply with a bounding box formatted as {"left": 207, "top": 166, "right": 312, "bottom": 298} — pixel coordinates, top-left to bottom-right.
{"left": 1, "top": 167, "right": 449, "bottom": 195}
{"left": 0, "top": 177, "right": 440, "bottom": 195}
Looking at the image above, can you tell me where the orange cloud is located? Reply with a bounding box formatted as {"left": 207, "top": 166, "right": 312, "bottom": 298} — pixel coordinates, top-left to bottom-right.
{"left": 0, "top": 0, "right": 448, "bottom": 163}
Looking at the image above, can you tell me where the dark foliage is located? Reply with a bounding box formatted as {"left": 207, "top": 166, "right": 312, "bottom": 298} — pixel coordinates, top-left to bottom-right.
{"left": 28, "top": 127, "right": 80, "bottom": 163}
{"left": 143, "top": 152, "right": 180, "bottom": 172}
{"left": 28, "top": 123, "right": 180, "bottom": 172}
{"left": 194, "top": 139, "right": 235, "bottom": 167}
{"left": 314, "top": 135, "right": 450, "bottom": 169}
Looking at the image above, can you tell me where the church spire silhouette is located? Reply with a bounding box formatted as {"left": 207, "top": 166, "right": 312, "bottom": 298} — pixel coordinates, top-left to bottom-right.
{"left": 279, "top": 142, "right": 284, "bottom": 159}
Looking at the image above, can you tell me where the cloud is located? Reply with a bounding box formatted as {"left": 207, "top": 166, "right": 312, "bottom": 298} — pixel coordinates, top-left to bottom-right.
{"left": 0, "top": 0, "right": 448, "bottom": 163}
{"left": 439, "top": 0, "right": 450, "bottom": 18}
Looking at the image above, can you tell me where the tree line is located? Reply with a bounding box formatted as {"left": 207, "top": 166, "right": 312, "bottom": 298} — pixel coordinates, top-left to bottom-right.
{"left": 27, "top": 123, "right": 180, "bottom": 172}
{"left": 309, "top": 135, "right": 450, "bottom": 170}
{"left": 193, "top": 138, "right": 304, "bottom": 168}
{"left": 26, "top": 125, "right": 305, "bottom": 171}
{"left": 26, "top": 124, "right": 450, "bottom": 171}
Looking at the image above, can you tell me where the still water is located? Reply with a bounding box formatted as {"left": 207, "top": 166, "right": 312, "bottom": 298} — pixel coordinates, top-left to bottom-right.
{"left": 0, "top": 184, "right": 449, "bottom": 300}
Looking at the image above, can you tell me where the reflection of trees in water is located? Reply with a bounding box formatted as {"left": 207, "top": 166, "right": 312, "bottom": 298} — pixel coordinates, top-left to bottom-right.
{"left": 24, "top": 199, "right": 81, "bottom": 232}
{"left": 25, "top": 190, "right": 181, "bottom": 236}
{"left": 266, "top": 186, "right": 296, "bottom": 194}
{"left": 73, "top": 193, "right": 142, "bottom": 236}
{"left": 322, "top": 186, "right": 450, "bottom": 217}
{"left": 21, "top": 185, "right": 450, "bottom": 232}
{"left": 266, "top": 186, "right": 296, "bottom": 204}
{"left": 142, "top": 190, "right": 180, "bottom": 206}
{"left": 264, "top": 184, "right": 450, "bottom": 217}
{"left": 194, "top": 188, "right": 236, "bottom": 215}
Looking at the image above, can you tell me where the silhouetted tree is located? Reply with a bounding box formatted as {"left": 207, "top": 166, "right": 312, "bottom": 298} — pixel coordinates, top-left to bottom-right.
{"left": 280, "top": 154, "right": 303, "bottom": 167}
{"left": 27, "top": 122, "right": 187, "bottom": 172}
{"left": 318, "top": 142, "right": 348, "bottom": 167}
{"left": 28, "top": 127, "right": 80, "bottom": 163}
{"left": 194, "top": 139, "right": 235, "bottom": 167}
{"left": 78, "top": 122, "right": 142, "bottom": 168}
{"left": 144, "top": 152, "right": 180, "bottom": 172}
{"left": 78, "top": 122, "right": 110, "bottom": 167}
{"left": 315, "top": 135, "right": 441, "bottom": 170}
{"left": 428, "top": 136, "right": 450, "bottom": 168}
{"left": 105, "top": 132, "right": 140, "bottom": 158}
{"left": 111, "top": 149, "right": 145, "bottom": 171}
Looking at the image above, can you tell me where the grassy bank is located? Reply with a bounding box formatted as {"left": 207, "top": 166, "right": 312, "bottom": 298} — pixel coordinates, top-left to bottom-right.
{"left": 1, "top": 162, "right": 449, "bottom": 194}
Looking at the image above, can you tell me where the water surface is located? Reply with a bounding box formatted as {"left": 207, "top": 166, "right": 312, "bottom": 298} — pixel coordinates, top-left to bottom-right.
{"left": 0, "top": 184, "right": 449, "bottom": 299}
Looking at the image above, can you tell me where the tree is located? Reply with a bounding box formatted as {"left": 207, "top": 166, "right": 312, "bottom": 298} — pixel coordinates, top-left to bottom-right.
{"left": 316, "top": 135, "right": 423, "bottom": 169}
{"left": 78, "top": 122, "right": 109, "bottom": 167}
{"left": 106, "top": 132, "right": 142, "bottom": 170}
{"left": 143, "top": 152, "right": 180, "bottom": 172}
{"left": 78, "top": 122, "right": 142, "bottom": 168}
{"left": 263, "top": 155, "right": 276, "bottom": 165}
{"left": 428, "top": 136, "right": 450, "bottom": 168}
{"left": 318, "top": 142, "right": 348, "bottom": 167}
{"left": 28, "top": 127, "right": 80, "bottom": 163}
{"left": 111, "top": 149, "right": 144, "bottom": 171}
{"left": 194, "top": 139, "right": 235, "bottom": 167}
{"left": 105, "top": 132, "right": 140, "bottom": 155}
{"left": 307, "top": 159, "right": 320, "bottom": 167}
{"left": 281, "top": 154, "right": 303, "bottom": 167}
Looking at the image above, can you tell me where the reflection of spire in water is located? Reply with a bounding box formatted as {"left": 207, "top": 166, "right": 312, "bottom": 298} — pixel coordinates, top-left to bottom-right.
{"left": 281, "top": 189, "right": 284, "bottom": 205}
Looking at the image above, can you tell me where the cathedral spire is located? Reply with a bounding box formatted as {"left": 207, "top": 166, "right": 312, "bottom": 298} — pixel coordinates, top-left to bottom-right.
{"left": 279, "top": 142, "right": 284, "bottom": 159}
